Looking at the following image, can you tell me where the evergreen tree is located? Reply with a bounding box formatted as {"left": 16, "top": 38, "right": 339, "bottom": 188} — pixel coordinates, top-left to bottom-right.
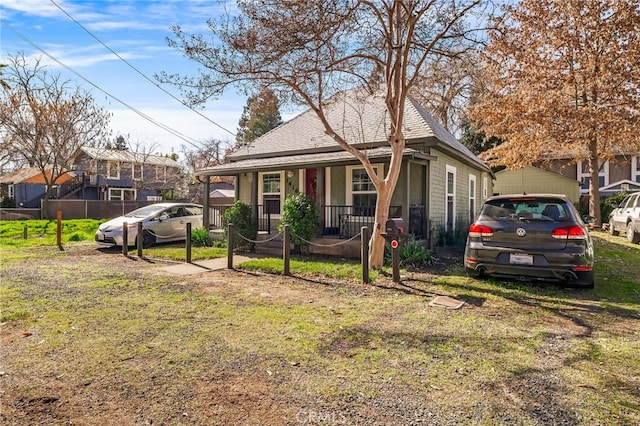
{"left": 236, "top": 88, "right": 282, "bottom": 145}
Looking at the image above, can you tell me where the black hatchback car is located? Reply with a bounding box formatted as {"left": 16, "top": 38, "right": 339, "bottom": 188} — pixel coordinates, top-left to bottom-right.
{"left": 464, "top": 194, "right": 595, "bottom": 288}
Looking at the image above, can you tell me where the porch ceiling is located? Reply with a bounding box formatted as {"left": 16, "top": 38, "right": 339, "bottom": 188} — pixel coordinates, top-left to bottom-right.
{"left": 196, "top": 147, "right": 436, "bottom": 177}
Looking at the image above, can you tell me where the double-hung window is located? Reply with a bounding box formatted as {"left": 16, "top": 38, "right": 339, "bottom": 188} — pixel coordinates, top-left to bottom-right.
{"left": 107, "top": 161, "right": 120, "bottom": 179}
{"left": 632, "top": 156, "right": 640, "bottom": 183}
{"left": 577, "top": 160, "right": 608, "bottom": 194}
{"left": 261, "top": 172, "right": 282, "bottom": 215}
{"left": 155, "top": 166, "right": 166, "bottom": 182}
{"left": 347, "top": 165, "right": 381, "bottom": 217}
{"left": 469, "top": 174, "right": 477, "bottom": 223}
{"left": 132, "top": 163, "right": 143, "bottom": 180}
{"left": 445, "top": 165, "right": 457, "bottom": 231}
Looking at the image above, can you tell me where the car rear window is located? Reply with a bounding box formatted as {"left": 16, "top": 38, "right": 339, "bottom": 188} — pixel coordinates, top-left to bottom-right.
{"left": 479, "top": 198, "right": 570, "bottom": 221}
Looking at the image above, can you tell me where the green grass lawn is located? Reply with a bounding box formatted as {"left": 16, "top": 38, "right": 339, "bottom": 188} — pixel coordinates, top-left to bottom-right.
{"left": 1, "top": 227, "right": 638, "bottom": 424}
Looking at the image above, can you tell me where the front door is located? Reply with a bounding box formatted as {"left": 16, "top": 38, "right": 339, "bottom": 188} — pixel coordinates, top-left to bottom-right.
{"left": 305, "top": 168, "right": 319, "bottom": 203}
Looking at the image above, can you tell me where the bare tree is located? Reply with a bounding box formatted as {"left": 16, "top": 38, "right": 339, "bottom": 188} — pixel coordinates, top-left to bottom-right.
{"left": 0, "top": 55, "right": 111, "bottom": 216}
{"left": 158, "top": 0, "right": 490, "bottom": 268}
{"left": 411, "top": 52, "right": 482, "bottom": 136}
{"left": 468, "top": 0, "right": 640, "bottom": 225}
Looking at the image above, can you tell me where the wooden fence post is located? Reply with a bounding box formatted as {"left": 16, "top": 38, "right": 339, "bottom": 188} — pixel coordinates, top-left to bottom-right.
{"left": 56, "top": 211, "right": 62, "bottom": 247}
{"left": 227, "top": 223, "right": 234, "bottom": 269}
{"left": 361, "top": 226, "right": 370, "bottom": 284}
{"left": 186, "top": 222, "right": 192, "bottom": 263}
{"left": 137, "top": 222, "right": 143, "bottom": 257}
{"left": 283, "top": 224, "right": 290, "bottom": 276}
{"left": 122, "top": 222, "right": 128, "bottom": 256}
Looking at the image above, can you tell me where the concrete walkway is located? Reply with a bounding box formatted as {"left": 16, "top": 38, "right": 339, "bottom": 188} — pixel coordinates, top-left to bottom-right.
{"left": 157, "top": 254, "right": 259, "bottom": 275}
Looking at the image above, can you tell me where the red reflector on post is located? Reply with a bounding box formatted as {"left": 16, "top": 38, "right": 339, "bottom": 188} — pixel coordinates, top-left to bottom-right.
{"left": 468, "top": 224, "right": 494, "bottom": 238}
{"left": 551, "top": 226, "right": 586, "bottom": 239}
{"left": 391, "top": 240, "right": 399, "bottom": 249}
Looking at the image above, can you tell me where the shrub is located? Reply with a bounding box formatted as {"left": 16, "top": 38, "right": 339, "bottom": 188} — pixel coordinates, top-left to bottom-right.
{"left": 279, "top": 193, "right": 319, "bottom": 253}
{"left": 191, "top": 227, "right": 212, "bottom": 247}
{"left": 68, "top": 232, "right": 84, "bottom": 242}
{"left": 1, "top": 197, "right": 16, "bottom": 208}
{"left": 601, "top": 192, "right": 630, "bottom": 223}
{"left": 222, "top": 201, "right": 256, "bottom": 250}
{"left": 385, "top": 236, "right": 436, "bottom": 270}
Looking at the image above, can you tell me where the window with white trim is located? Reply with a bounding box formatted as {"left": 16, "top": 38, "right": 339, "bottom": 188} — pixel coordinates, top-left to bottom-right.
{"left": 577, "top": 160, "right": 608, "bottom": 194}
{"left": 8, "top": 184, "right": 14, "bottom": 199}
{"left": 346, "top": 165, "right": 382, "bottom": 217}
{"left": 155, "top": 166, "right": 167, "bottom": 182}
{"left": 260, "top": 172, "right": 282, "bottom": 215}
{"left": 633, "top": 156, "right": 640, "bottom": 183}
{"left": 445, "top": 165, "right": 456, "bottom": 231}
{"left": 108, "top": 188, "right": 136, "bottom": 201}
{"left": 107, "top": 161, "right": 120, "bottom": 179}
{"left": 483, "top": 176, "right": 488, "bottom": 199}
{"left": 469, "top": 174, "right": 477, "bottom": 223}
{"left": 132, "top": 163, "right": 143, "bottom": 180}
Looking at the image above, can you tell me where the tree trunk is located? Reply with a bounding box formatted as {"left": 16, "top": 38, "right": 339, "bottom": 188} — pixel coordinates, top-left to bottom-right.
{"left": 368, "top": 144, "right": 404, "bottom": 269}
{"left": 368, "top": 184, "right": 393, "bottom": 269}
{"left": 587, "top": 141, "right": 602, "bottom": 227}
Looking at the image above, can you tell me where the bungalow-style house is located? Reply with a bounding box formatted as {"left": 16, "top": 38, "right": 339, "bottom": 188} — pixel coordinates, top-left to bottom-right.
{"left": 195, "top": 89, "right": 493, "bottom": 248}
{"left": 72, "top": 147, "right": 182, "bottom": 201}
{"left": 0, "top": 166, "right": 77, "bottom": 208}
{"left": 538, "top": 152, "right": 640, "bottom": 199}
{"left": 493, "top": 166, "right": 581, "bottom": 203}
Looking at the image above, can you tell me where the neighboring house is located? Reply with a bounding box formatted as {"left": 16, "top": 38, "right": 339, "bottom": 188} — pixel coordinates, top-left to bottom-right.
{"left": 0, "top": 166, "right": 77, "bottom": 208}
{"left": 195, "top": 88, "right": 493, "bottom": 244}
{"left": 539, "top": 153, "right": 640, "bottom": 199}
{"left": 493, "top": 166, "right": 581, "bottom": 203}
{"left": 72, "top": 147, "right": 182, "bottom": 201}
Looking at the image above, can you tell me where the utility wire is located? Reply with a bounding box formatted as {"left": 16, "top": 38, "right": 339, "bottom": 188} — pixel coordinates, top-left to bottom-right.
{"left": 50, "top": 0, "right": 236, "bottom": 137}
{"left": 2, "top": 21, "right": 204, "bottom": 149}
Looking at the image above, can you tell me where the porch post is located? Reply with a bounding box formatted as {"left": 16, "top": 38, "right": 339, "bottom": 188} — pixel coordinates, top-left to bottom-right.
{"left": 202, "top": 176, "right": 210, "bottom": 230}
{"left": 317, "top": 167, "right": 325, "bottom": 232}
{"left": 251, "top": 172, "right": 259, "bottom": 228}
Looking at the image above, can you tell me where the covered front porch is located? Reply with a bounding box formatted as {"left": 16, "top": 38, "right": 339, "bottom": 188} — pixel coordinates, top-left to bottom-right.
{"left": 197, "top": 146, "right": 436, "bottom": 256}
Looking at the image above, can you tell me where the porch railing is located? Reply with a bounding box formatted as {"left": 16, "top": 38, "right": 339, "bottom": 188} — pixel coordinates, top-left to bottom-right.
{"left": 321, "top": 205, "right": 402, "bottom": 238}
{"left": 247, "top": 204, "right": 426, "bottom": 240}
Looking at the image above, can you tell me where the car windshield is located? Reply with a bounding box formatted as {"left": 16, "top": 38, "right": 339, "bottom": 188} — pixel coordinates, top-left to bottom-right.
{"left": 479, "top": 198, "right": 570, "bottom": 221}
{"left": 124, "top": 204, "right": 169, "bottom": 218}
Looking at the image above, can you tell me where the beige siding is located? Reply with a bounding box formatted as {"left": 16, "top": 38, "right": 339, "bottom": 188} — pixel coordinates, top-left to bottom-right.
{"left": 237, "top": 172, "right": 253, "bottom": 205}
{"left": 428, "top": 149, "right": 490, "bottom": 225}
{"left": 493, "top": 166, "right": 580, "bottom": 203}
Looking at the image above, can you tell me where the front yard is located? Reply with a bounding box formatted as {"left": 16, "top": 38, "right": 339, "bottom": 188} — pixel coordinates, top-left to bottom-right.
{"left": 0, "top": 232, "right": 638, "bottom": 425}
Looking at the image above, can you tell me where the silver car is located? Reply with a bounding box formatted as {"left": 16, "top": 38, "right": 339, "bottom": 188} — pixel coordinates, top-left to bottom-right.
{"left": 608, "top": 192, "right": 640, "bottom": 244}
{"left": 95, "top": 203, "right": 204, "bottom": 247}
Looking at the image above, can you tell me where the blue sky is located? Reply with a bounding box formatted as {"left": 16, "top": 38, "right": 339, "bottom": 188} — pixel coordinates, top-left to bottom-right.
{"left": 1, "top": 0, "right": 254, "bottom": 155}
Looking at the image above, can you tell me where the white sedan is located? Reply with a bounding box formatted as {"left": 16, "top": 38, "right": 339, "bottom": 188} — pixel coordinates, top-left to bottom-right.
{"left": 95, "top": 203, "right": 203, "bottom": 247}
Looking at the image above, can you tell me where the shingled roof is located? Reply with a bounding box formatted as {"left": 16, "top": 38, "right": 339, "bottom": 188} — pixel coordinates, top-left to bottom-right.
{"left": 201, "top": 88, "right": 489, "bottom": 176}
{"left": 77, "top": 147, "right": 180, "bottom": 167}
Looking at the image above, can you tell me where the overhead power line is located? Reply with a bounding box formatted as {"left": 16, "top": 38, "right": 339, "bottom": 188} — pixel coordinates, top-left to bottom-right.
{"left": 50, "top": 0, "right": 235, "bottom": 137}
{"left": 2, "top": 21, "right": 204, "bottom": 149}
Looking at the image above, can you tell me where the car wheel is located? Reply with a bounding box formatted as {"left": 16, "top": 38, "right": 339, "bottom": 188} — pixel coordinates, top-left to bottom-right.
{"left": 627, "top": 222, "right": 640, "bottom": 244}
{"left": 137, "top": 230, "right": 155, "bottom": 248}
{"left": 609, "top": 218, "right": 619, "bottom": 236}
